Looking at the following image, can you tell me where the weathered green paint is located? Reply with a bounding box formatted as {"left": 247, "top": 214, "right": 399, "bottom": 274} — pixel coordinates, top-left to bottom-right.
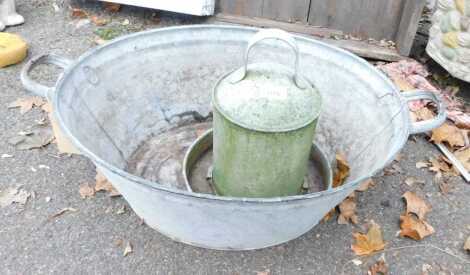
{"left": 212, "top": 109, "right": 317, "bottom": 197}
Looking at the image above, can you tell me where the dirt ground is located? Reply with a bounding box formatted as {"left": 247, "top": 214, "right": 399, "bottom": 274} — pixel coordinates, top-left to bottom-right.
{"left": 1, "top": 1, "right": 469, "bottom": 274}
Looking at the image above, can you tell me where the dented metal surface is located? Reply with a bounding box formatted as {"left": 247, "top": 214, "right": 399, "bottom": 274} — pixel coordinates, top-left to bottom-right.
{"left": 21, "top": 25, "right": 446, "bottom": 250}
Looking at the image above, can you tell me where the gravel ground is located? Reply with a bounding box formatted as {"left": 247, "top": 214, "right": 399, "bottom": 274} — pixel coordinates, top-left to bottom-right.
{"left": 0, "top": 1, "right": 469, "bottom": 274}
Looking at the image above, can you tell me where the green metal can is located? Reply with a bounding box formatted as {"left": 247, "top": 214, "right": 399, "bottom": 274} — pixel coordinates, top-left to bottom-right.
{"left": 212, "top": 29, "right": 322, "bottom": 198}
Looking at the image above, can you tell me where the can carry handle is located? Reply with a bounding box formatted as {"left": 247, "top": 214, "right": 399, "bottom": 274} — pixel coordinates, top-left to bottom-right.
{"left": 402, "top": 90, "right": 446, "bottom": 134}
{"left": 230, "top": 28, "right": 306, "bottom": 89}
{"left": 20, "top": 54, "right": 73, "bottom": 100}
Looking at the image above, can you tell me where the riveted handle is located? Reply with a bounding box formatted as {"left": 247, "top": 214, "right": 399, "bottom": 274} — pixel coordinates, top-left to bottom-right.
{"left": 20, "top": 54, "right": 73, "bottom": 100}
{"left": 402, "top": 90, "right": 446, "bottom": 134}
{"left": 231, "top": 29, "right": 305, "bottom": 89}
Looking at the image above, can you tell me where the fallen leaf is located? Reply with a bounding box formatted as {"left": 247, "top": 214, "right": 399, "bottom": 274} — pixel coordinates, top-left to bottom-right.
{"left": 416, "top": 161, "right": 430, "bottom": 169}
{"left": 394, "top": 153, "right": 403, "bottom": 162}
{"left": 8, "top": 125, "right": 54, "bottom": 150}
{"left": 404, "top": 176, "right": 425, "bottom": 186}
{"left": 338, "top": 197, "right": 358, "bottom": 224}
{"left": 8, "top": 96, "right": 46, "bottom": 114}
{"left": 71, "top": 8, "right": 88, "bottom": 18}
{"left": 402, "top": 191, "right": 431, "bottom": 220}
{"left": 90, "top": 15, "right": 108, "bottom": 26}
{"left": 368, "top": 258, "right": 388, "bottom": 275}
{"left": 383, "top": 163, "right": 402, "bottom": 175}
{"left": 351, "top": 221, "right": 386, "bottom": 256}
{"left": 399, "top": 214, "right": 434, "bottom": 240}
{"left": 430, "top": 123, "right": 465, "bottom": 148}
{"left": 79, "top": 183, "right": 95, "bottom": 199}
{"left": 333, "top": 152, "right": 350, "bottom": 187}
{"left": 104, "top": 2, "right": 121, "bottom": 12}
{"left": 464, "top": 236, "right": 470, "bottom": 252}
{"left": 357, "top": 179, "right": 374, "bottom": 192}
{"left": 116, "top": 205, "right": 126, "bottom": 215}
{"left": 352, "top": 259, "right": 362, "bottom": 266}
{"left": 322, "top": 208, "right": 335, "bottom": 222}
{"left": 123, "top": 241, "right": 133, "bottom": 256}
{"left": 95, "top": 168, "right": 120, "bottom": 197}
{"left": 455, "top": 148, "right": 470, "bottom": 171}
{"left": 49, "top": 207, "right": 77, "bottom": 219}
{"left": 439, "top": 181, "right": 452, "bottom": 194}
{"left": 422, "top": 263, "right": 432, "bottom": 275}
{"left": 411, "top": 107, "right": 435, "bottom": 122}
{"left": 0, "top": 187, "right": 30, "bottom": 207}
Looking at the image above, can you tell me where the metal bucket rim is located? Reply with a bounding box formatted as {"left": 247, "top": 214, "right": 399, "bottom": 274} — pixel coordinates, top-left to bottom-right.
{"left": 53, "top": 24, "right": 410, "bottom": 204}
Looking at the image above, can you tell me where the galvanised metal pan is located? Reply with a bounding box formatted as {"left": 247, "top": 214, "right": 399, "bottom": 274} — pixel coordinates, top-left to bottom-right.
{"left": 20, "top": 25, "right": 446, "bottom": 250}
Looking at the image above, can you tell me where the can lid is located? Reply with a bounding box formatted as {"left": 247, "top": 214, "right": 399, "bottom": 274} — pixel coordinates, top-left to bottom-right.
{"left": 213, "top": 62, "right": 321, "bottom": 132}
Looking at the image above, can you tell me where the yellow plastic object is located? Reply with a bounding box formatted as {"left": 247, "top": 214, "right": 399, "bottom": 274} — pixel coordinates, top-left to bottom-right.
{"left": 0, "top": 33, "right": 28, "bottom": 68}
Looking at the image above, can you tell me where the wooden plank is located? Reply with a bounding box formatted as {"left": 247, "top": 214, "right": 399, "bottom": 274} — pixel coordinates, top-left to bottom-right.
{"left": 395, "top": 0, "right": 426, "bottom": 56}
{"left": 213, "top": 15, "right": 405, "bottom": 62}
{"left": 262, "top": 0, "right": 310, "bottom": 23}
{"left": 308, "top": 0, "right": 405, "bottom": 40}
{"left": 319, "top": 37, "right": 405, "bottom": 62}
{"left": 97, "top": 0, "right": 215, "bottom": 16}
{"left": 216, "top": 0, "right": 263, "bottom": 18}
{"left": 215, "top": 14, "right": 343, "bottom": 38}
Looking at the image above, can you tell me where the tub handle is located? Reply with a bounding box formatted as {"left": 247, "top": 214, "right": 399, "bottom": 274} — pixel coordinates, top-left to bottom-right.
{"left": 230, "top": 28, "right": 306, "bottom": 89}
{"left": 20, "top": 54, "right": 73, "bottom": 100}
{"left": 402, "top": 90, "right": 447, "bottom": 134}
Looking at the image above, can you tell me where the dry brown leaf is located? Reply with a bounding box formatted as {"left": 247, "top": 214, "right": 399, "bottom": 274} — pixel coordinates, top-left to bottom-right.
{"left": 104, "top": 2, "right": 121, "bottom": 12}
{"left": 0, "top": 187, "right": 30, "bottom": 208}
{"left": 430, "top": 123, "right": 465, "bottom": 148}
{"left": 357, "top": 179, "right": 374, "bottom": 192}
{"left": 49, "top": 207, "right": 77, "bottom": 219}
{"left": 412, "top": 107, "right": 435, "bottom": 122}
{"left": 79, "top": 183, "right": 95, "bottom": 199}
{"left": 123, "top": 241, "right": 133, "bottom": 256}
{"left": 464, "top": 236, "right": 470, "bottom": 252}
{"left": 399, "top": 214, "right": 434, "bottom": 240}
{"left": 368, "top": 258, "right": 388, "bottom": 275}
{"left": 8, "top": 96, "right": 46, "bottom": 114}
{"left": 90, "top": 15, "right": 108, "bottom": 26}
{"left": 338, "top": 197, "right": 358, "bottom": 224}
{"left": 404, "top": 177, "right": 425, "bottom": 186}
{"left": 439, "top": 181, "right": 452, "bottom": 194}
{"left": 402, "top": 191, "right": 431, "bottom": 220}
{"left": 455, "top": 148, "right": 470, "bottom": 171}
{"left": 393, "top": 76, "right": 414, "bottom": 91}
{"left": 333, "top": 152, "right": 350, "bottom": 187}
{"left": 416, "top": 161, "right": 430, "bottom": 169}
{"left": 322, "top": 208, "right": 335, "bottom": 222}
{"left": 95, "top": 169, "right": 120, "bottom": 197}
{"left": 8, "top": 126, "right": 54, "bottom": 150}
{"left": 351, "top": 221, "right": 386, "bottom": 256}
{"left": 71, "top": 8, "right": 88, "bottom": 18}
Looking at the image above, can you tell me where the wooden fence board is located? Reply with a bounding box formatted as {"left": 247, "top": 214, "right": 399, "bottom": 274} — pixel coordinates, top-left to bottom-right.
{"left": 262, "top": 0, "right": 311, "bottom": 23}
{"left": 396, "top": 0, "right": 426, "bottom": 55}
{"left": 308, "top": 0, "right": 405, "bottom": 40}
{"left": 217, "top": 0, "right": 263, "bottom": 17}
